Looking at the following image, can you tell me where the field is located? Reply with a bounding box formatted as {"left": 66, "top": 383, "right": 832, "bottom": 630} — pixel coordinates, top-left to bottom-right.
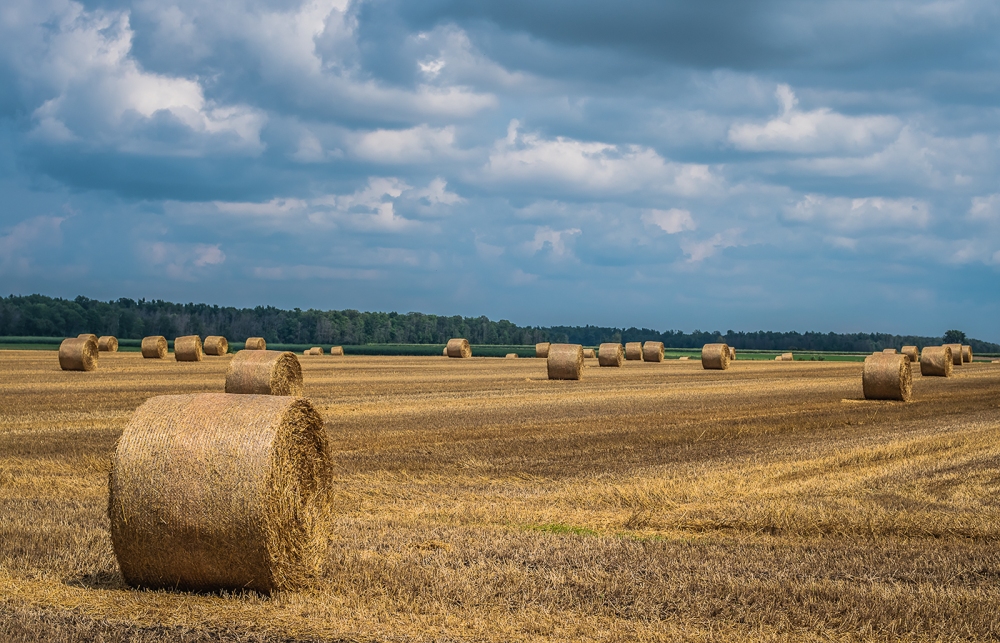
{"left": 2, "top": 350, "right": 1000, "bottom": 641}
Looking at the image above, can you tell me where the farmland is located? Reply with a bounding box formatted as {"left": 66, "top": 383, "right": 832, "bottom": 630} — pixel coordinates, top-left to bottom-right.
{"left": 2, "top": 350, "right": 1000, "bottom": 641}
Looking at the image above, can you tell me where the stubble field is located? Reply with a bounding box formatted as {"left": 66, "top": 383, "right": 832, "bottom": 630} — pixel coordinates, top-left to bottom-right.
{"left": 1, "top": 350, "right": 1000, "bottom": 642}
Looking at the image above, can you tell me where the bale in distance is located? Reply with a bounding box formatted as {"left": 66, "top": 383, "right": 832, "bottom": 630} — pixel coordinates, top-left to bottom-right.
{"left": 728, "top": 346, "right": 736, "bottom": 361}
{"left": 309, "top": 347, "right": 324, "bottom": 356}
{"left": 774, "top": 356, "right": 782, "bottom": 361}
{"left": 642, "top": 342, "right": 664, "bottom": 363}
{"left": 863, "top": 353, "right": 913, "bottom": 401}
{"left": 108, "top": 393, "right": 332, "bottom": 593}
{"left": 226, "top": 350, "right": 303, "bottom": 396}
{"left": 598, "top": 343, "right": 624, "bottom": 367}
{"left": 701, "top": 343, "right": 731, "bottom": 370}
{"left": 882, "top": 348, "right": 897, "bottom": 354}
{"left": 59, "top": 337, "right": 98, "bottom": 371}
{"left": 303, "top": 349, "right": 311, "bottom": 356}
{"left": 78, "top": 333, "right": 98, "bottom": 343}
{"left": 901, "top": 346, "right": 919, "bottom": 363}
{"left": 446, "top": 338, "right": 472, "bottom": 358}
{"left": 582, "top": 348, "right": 596, "bottom": 358}
{"left": 547, "top": 344, "right": 584, "bottom": 380}
{"left": 944, "top": 343, "right": 963, "bottom": 366}
{"left": 329, "top": 346, "right": 344, "bottom": 356}
{"left": 245, "top": 337, "right": 267, "bottom": 351}
{"left": 678, "top": 356, "right": 690, "bottom": 361}
{"left": 204, "top": 336, "right": 229, "bottom": 356}
{"left": 920, "top": 346, "right": 953, "bottom": 377}
{"left": 624, "top": 342, "right": 644, "bottom": 361}
{"left": 141, "top": 336, "right": 168, "bottom": 359}
{"left": 174, "top": 336, "right": 203, "bottom": 362}
{"left": 98, "top": 336, "right": 119, "bottom": 352}
{"left": 505, "top": 353, "right": 518, "bottom": 359}
{"left": 535, "top": 343, "right": 550, "bottom": 359}
{"left": 442, "top": 346, "right": 448, "bottom": 356}
{"left": 963, "top": 345, "right": 973, "bottom": 363}
{"left": 781, "top": 352, "right": 794, "bottom": 361}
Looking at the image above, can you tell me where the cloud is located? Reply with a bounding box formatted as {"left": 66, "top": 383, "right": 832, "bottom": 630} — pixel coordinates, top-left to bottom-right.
{"left": 642, "top": 208, "right": 696, "bottom": 234}
{"left": 681, "top": 228, "right": 743, "bottom": 263}
{"left": 252, "top": 265, "right": 383, "bottom": 280}
{"left": 786, "top": 195, "right": 931, "bottom": 231}
{"left": 0, "top": 215, "right": 66, "bottom": 274}
{"left": 144, "top": 242, "right": 225, "bottom": 280}
{"left": 350, "top": 125, "right": 461, "bottom": 163}
{"left": 969, "top": 194, "right": 1000, "bottom": 222}
{"left": 524, "top": 226, "right": 581, "bottom": 259}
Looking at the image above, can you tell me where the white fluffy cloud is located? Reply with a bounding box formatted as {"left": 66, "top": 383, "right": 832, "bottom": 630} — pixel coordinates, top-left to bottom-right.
{"left": 785, "top": 195, "right": 931, "bottom": 231}
{"left": 642, "top": 208, "right": 696, "bottom": 234}
{"left": 144, "top": 242, "right": 225, "bottom": 280}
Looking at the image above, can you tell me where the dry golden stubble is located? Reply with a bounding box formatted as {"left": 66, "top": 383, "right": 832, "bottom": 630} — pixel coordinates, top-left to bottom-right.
{"left": 535, "top": 342, "right": 550, "bottom": 358}
{"left": 902, "top": 346, "right": 919, "bottom": 363}
{"left": 963, "top": 345, "right": 973, "bottom": 363}
{"left": 174, "top": 336, "right": 203, "bottom": 362}
{"left": 107, "top": 393, "right": 332, "bottom": 593}
{"left": 547, "top": 343, "right": 584, "bottom": 380}
{"left": 863, "top": 353, "right": 913, "bottom": 401}
{"left": 203, "top": 336, "right": 229, "bottom": 356}
{"left": 702, "top": 343, "right": 731, "bottom": 370}
{"left": 598, "top": 343, "right": 624, "bottom": 367}
{"left": 446, "top": 338, "right": 471, "bottom": 358}
{"left": 97, "top": 336, "right": 118, "bottom": 352}
{"left": 920, "top": 346, "right": 953, "bottom": 377}
{"left": 945, "top": 343, "right": 964, "bottom": 366}
{"left": 244, "top": 337, "right": 267, "bottom": 351}
{"left": 225, "top": 350, "right": 303, "bottom": 396}
{"left": 58, "top": 338, "right": 98, "bottom": 371}
{"left": 624, "top": 342, "right": 643, "bottom": 361}
{"left": 329, "top": 346, "right": 344, "bottom": 356}
{"left": 140, "top": 336, "right": 167, "bottom": 359}
{"left": 641, "top": 342, "right": 664, "bottom": 362}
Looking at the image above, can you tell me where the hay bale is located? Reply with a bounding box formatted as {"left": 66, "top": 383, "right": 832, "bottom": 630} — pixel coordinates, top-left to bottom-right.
{"left": 174, "top": 336, "right": 203, "bottom": 362}
{"left": 863, "top": 353, "right": 912, "bottom": 401}
{"left": 303, "top": 349, "right": 311, "bottom": 356}
{"left": 678, "top": 356, "right": 690, "bottom": 361}
{"left": 781, "top": 352, "right": 794, "bottom": 361}
{"left": 78, "top": 333, "right": 98, "bottom": 343}
{"left": 920, "top": 346, "right": 953, "bottom": 377}
{"left": 204, "top": 336, "right": 229, "bottom": 356}
{"left": 329, "top": 346, "right": 344, "bottom": 356}
{"left": 963, "top": 345, "right": 973, "bottom": 363}
{"left": 245, "top": 337, "right": 267, "bottom": 351}
{"left": 882, "top": 348, "right": 897, "bottom": 354}
{"left": 547, "top": 344, "right": 584, "bottom": 380}
{"left": 944, "top": 343, "right": 963, "bottom": 366}
{"left": 108, "top": 393, "right": 331, "bottom": 593}
{"left": 309, "top": 347, "right": 324, "bottom": 356}
{"left": 59, "top": 337, "right": 98, "bottom": 371}
{"left": 98, "top": 336, "right": 119, "bottom": 352}
{"left": 728, "top": 346, "right": 736, "bottom": 360}
{"left": 701, "top": 343, "right": 731, "bottom": 370}
{"left": 442, "top": 346, "right": 448, "bottom": 356}
{"left": 535, "top": 343, "right": 550, "bottom": 359}
{"left": 901, "top": 346, "right": 919, "bottom": 363}
{"left": 774, "top": 356, "right": 782, "bottom": 361}
{"left": 642, "top": 342, "right": 664, "bottom": 362}
{"left": 598, "top": 343, "right": 624, "bottom": 367}
{"left": 505, "top": 353, "right": 518, "bottom": 359}
{"left": 624, "top": 342, "right": 643, "bottom": 361}
{"left": 582, "top": 348, "right": 596, "bottom": 359}
{"left": 141, "top": 336, "right": 167, "bottom": 359}
{"left": 446, "top": 338, "right": 471, "bottom": 358}
{"left": 226, "top": 350, "right": 303, "bottom": 396}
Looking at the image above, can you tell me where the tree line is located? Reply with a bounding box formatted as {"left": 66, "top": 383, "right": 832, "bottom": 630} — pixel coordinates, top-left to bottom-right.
{"left": 1, "top": 294, "right": 996, "bottom": 353}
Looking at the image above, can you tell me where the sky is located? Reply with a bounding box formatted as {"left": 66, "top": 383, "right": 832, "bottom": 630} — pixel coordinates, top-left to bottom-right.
{"left": 1, "top": 0, "right": 999, "bottom": 340}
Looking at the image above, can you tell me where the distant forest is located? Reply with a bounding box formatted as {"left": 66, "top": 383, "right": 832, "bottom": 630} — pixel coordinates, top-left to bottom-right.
{"left": 2, "top": 294, "right": 997, "bottom": 353}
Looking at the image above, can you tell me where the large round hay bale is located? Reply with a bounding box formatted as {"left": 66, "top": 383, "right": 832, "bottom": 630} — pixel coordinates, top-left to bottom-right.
{"left": 944, "top": 343, "right": 963, "bottom": 366}
{"left": 108, "top": 393, "right": 331, "bottom": 593}
{"left": 547, "top": 344, "right": 584, "bottom": 380}
{"left": 204, "top": 336, "right": 229, "bottom": 356}
{"left": 728, "top": 346, "right": 736, "bottom": 360}
{"left": 901, "top": 346, "right": 919, "bottom": 363}
{"left": 78, "top": 333, "right": 98, "bottom": 343}
{"left": 535, "top": 343, "right": 550, "bottom": 359}
{"left": 624, "top": 342, "right": 643, "bottom": 361}
{"left": 920, "top": 346, "right": 953, "bottom": 377}
{"left": 505, "top": 353, "right": 518, "bottom": 359}
{"left": 59, "top": 337, "right": 98, "bottom": 371}
{"left": 598, "top": 343, "right": 624, "bottom": 367}
{"left": 863, "top": 353, "right": 912, "bottom": 401}
{"left": 174, "top": 336, "right": 203, "bottom": 362}
{"left": 98, "top": 336, "right": 119, "bottom": 352}
{"left": 309, "top": 347, "right": 324, "bottom": 356}
{"left": 582, "top": 348, "right": 596, "bottom": 358}
{"left": 701, "top": 343, "right": 731, "bottom": 370}
{"left": 225, "top": 350, "right": 303, "bottom": 396}
{"left": 446, "top": 338, "right": 471, "bottom": 358}
{"left": 642, "top": 342, "right": 664, "bottom": 362}
{"left": 141, "top": 336, "right": 167, "bottom": 359}
{"left": 245, "top": 337, "right": 267, "bottom": 351}
{"left": 962, "top": 345, "right": 972, "bottom": 363}
{"left": 882, "top": 348, "right": 897, "bottom": 354}
{"left": 330, "top": 346, "right": 344, "bottom": 356}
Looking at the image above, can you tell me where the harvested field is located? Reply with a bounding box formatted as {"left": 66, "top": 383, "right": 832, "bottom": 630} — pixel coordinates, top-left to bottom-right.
{"left": 2, "top": 350, "right": 1000, "bottom": 642}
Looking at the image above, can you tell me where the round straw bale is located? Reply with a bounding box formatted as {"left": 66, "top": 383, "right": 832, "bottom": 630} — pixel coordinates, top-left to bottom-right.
{"left": 863, "top": 353, "right": 912, "bottom": 401}
{"left": 582, "top": 348, "right": 596, "bottom": 358}
{"left": 547, "top": 344, "right": 584, "bottom": 380}
{"left": 945, "top": 343, "right": 963, "bottom": 366}
{"left": 108, "top": 393, "right": 331, "bottom": 593}
{"left": 701, "top": 343, "right": 731, "bottom": 370}
{"left": 245, "top": 337, "right": 267, "bottom": 351}
{"left": 535, "top": 343, "right": 550, "bottom": 358}
{"left": 329, "top": 346, "right": 344, "bottom": 356}
{"left": 174, "top": 336, "right": 203, "bottom": 362}
{"left": 598, "top": 343, "right": 624, "bottom": 367}
{"left": 303, "top": 349, "right": 311, "bottom": 356}
{"left": 920, "top": 346, "right": 953, "bottom": 377}
{"left": 59, "top": 337, "right": 98, "bottom": 371}
{"left": 226, "top": 350, "right": 303, "bottom": 396}
{"left": 505, "top": 353, "right": 518, "bottom": 359}
{"left": 882, "top": 348, "right": 897, "bottom": 354}
{"left": 204, "top": 336, "right": 229, "bottom": 356}
{"left": 446, "top": 338, "right": 472, "bottom": 358}
{"left": 774, "top": 356, "right": 782, "bottom": 361}
{"left": 78, "top": 333, "right": 98, "bottom": 343}
{"left": 442, "top": 346, "right": 448, "bottom": 356}
{"left": 309, "top": 347, "right": 324, "bottom": 356}
{"left": 624, "top": 342, "right": 643, "bottom": 361}
{"left": 642, "top": 342, "right": 664, "bottom": 362}
{"left": 781, "top": 352, "right": 794, "bottom": 361}
{"left": 901, "top": 346, "right": 919, "bottom": 363}
{"left": 962, "top": 345, "right": 972, "bottom": 363}
{"left": 141, "top": 336, "right": 167, "bottom": 359}
{"left": 728, "top": 346, "right": 736, "bottom": 360}
{"left": 98, "top": 336, "right": 119, "bottom": 352}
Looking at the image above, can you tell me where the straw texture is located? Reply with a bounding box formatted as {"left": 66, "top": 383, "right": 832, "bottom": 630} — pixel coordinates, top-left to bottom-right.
{"left": 535, "top": 343, "right": 550, "bottom": 359}
{"left": 59, "top": 337, "right": 98, "bottom": 371}
{"left": 505, "top": 353, "right": 518, "bottom": 359}
{"left": 245, "top": 337, "right": 267, "bottom": 351}
{"left": 945, "top": 343, "right": 963, "bottom": 366}
{"left": 330, "top": 346, "right": 344, "bottom": 356}
{"left": 598, "top": 343, "right": 624, "bottom": 367}
{"left": 308, "top": 347, "right": 324, "bottom": 356}
{"left": 781, "top": 353, "right": 794, "bottom": 361}
{"left": 204, "top": 336, "right": 229, "bottom": 356}
{"left": 78, "top": 333, "right": 98, "bottom": 343}
{"left": 963, "top": 345, "right": 973, "bottom": 363}
{"left": 98, "top": 336, "right": 119, "bottom": 352}
{"left": 141, "top": 336, "right": 167, "bottom": 359}
{"left": 863, "top": 354, "right": 913, "bottom": 401}
{"left": 902, "top": 346, "right": 919, "bottom": 363}
{"left": 642, "top": 342, "right": 664, "bottom": 362}
{"left": 582, "top": 348, "right": 596, "bottom": 359}
{"left": 920, "top": 346, "right": 953, "bottom": 377}
{"left": 624, "top": 342, "right": 643, "bottom": 361}
{"left": 547, "top": 344, "right": 584, "bottom": 380}
{"left": 701, "top": 344, "right": 731, "bottom": 370}
{"left": 882, "top": 348, "right": 897, "bottom": 354}
{"left": 446, "top": 338, "right": 472, "bottom": 358}
{"left": 442, "top": 347, "right": 448, "bottom": 356}
{"left": 728, "top": 346, "right": 736, "bottom": 360}
{"left": 108, "top": 393, "right": 332, "bottom": 593}
{"left": 174, "top": 336, "right": 203, "bottom": 362}
{"left": 225, "top": 350, "right": 304, "bottom": 396}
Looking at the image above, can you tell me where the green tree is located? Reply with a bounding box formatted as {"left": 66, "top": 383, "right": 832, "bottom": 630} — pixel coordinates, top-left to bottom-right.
{"left": 943, "top": 330, "right": 967, "bottom": 344}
